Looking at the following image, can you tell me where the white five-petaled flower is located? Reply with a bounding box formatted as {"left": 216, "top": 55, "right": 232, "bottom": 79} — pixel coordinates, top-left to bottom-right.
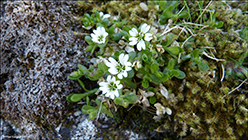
{"left": 129, "top": 23, "right": 153, "bottom": 51}
{"left": 105, "top": 53, "right": 132, "bottom": 79}
{"left": 99, "top": 75, "right": 123, "bottom": 99}
{"left": 99, "top": 12, "right": 111, "bottom": 19}
{"left": 91, "top": 26, "right": 108, "bottom": 44}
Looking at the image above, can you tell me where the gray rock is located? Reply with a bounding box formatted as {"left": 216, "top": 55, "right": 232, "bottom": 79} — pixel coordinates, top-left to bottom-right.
{"left": 0, "top": 1, "right": 92, "bottom": 139}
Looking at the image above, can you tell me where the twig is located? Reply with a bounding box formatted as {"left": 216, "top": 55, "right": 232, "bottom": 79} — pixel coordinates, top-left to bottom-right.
{"left": 228, "top": 79, "right": 247, "bottom": 95}
{"left": 221, "top": 64, "right": 225, "bottom": 82}
{"left": 176, "top": 5, "right": 185, "bottom": 16}
{"left": 178, "top": 35, "right": 192, "bottom": 63}
{"left": 195, "top": 0, "right": 212, "bottom": 23}
{"left": 202, "top": 51, "right": 225, "bottom": 62}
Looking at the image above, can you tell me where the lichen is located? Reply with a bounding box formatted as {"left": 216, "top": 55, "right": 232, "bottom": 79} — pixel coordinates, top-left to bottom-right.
{"left": 0, "top": 1, "right": 92, "bottom": 139}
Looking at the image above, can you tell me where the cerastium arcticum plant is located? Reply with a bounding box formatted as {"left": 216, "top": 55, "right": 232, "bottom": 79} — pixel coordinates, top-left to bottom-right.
{"left": 68, "top": 1, "right": 248, "bottom": 139}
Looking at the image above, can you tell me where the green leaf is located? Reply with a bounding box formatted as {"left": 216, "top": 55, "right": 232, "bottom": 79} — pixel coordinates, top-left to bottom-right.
{"left": 124, "top": 94, "right": 137, "bottom": 104}
{"left": 78, "top": 64, "right": 88, "bottom": 74}
{"left": 198, "top": 61, "right": 209, "bottom": 71}
{"left": 128, "top": 51, "right": 136, "bottom": 61}
{"left": 192, "top": 49, "right": 201, "bottom": 58}
{"left": 98, "top": 62, "right": 108, "bottom": 72}
{"left": 166, "top": 46, "right": 180, "bottom": 55}
{"left": 82, "top": 105, "right": 96, "bottom": 114}
{"left": 154, "top": 71, "right": 163, "bottom": 78}
{"left": 121, "top": 99, "right": 129, "bottom": 108}
{"left": 68, "top": 71, "right": 81, "bottom": 80}
{"left": 120, "top": 31, "right": 129, "bottom": 40}
{"left": 95, "top": 11, "right": 100, "bottom": 20}
{"left": 123, "top": 26, "right": 131, "bottom": 32}
{"left": 70, "top": 94, "right": 87, "bottom": 102}
{"left": 148, "top": 74, "right": 161, "bottom": 85}
{"left": 66, "top": 94, "right": 74, "bottom": 102}
{"left": 86, "top": 96, "right": 90, "bottom": 105}
{"left": 182, "top": 54, "right": 191, "bottom": 61}
{"left": 149, "top": 96, "right": 156, "bottom": 104}
{"left": 151, "top": 61, "right": 159, "bottom": 73}
{"left": 85, "top": 44, "right": 95, "bottom": 53}
{"left": 179, "top": 11, "right": 189, "bottom": 18}
{"left": 240, "top": 27, "right": 248, "bottom": 42}
{"left": 161, "top": 73, "right": 169, "bottom": 82}
{"left": 175, "top": 69, "right": 186, "bottom": 79}
{"left": 142, "top": 78, "right": 149, "bottom": 88}
{"left": 88, "top": 111, "right": 97, "bottom": 120}
{"left": 111, "top": 33, "right": 122, "bottom": 41}
{"left": 170, "top": 69, "right": 180, "bottom": 77}
{"left": 121, "top": 20, "right": 127, "bottom": 25}
{"left": 194, "top": 57, "right": 201, "bottom": 64}
{"left": 84, "top": 13, "right": 91, "bottom": 20}
{"left": 142, "top": 54, "right": 149, "bottom": 62}
{"left": 96, "top": 99, "right": 101, "bottom": 106}
{"left": 85, "top": 36, "right": 94, "bottom": 45}
{"left": 107, "top": 25, "right": 115, "bottom": 34}
{"left": 114, "top": 97, "right": 123, "bottom": 104}
{"left": 164, "top": 33, "right": 177, "bottom": 47}
{"left": 162, "top": 10, "right": 172, "bottom": 19}
{"left": 167, "top": 59, "right": 176, "bottom": 70}
{"left": 123, "top": 78, "right": 136, "bottom": 89}
{"left": 215, "top": 21, "right": 223, "bottom": 28}
{"left": 78, "top": 79, "right": 89, "bottom": 91}
{"left": 102, "top": 18, "right": 109, "bottom": 28}
{"left": 127, "top": 69, "right": 134, "bottom": 78}
{"left": 100, "top": 105, "right": 113, "bottom": 117}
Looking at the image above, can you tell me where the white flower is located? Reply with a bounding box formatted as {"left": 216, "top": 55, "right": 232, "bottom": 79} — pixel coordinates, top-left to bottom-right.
{"left": 99, "top": 12, "right": 111, "bottom": 19}
{"left": 91, "top": 26, "right": 108, "bottom": 44}
{"left": 129, "top": 23, "right": 153, "bottom": 51}
{"left": 99, "top": 75, "right": 123, "bottom": 99}
{"left": 105, "top": 53, "right": 132, "bottom": 79}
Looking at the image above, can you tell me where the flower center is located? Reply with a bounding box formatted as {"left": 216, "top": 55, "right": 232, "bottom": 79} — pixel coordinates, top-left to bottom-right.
{"left": 116, "top": 63, "right": 125, "bottom": 73}
{"left": 138, "top": 32, "right": 144, "bottom": 40}
{"left": 108, "top": 82, "right": 117, "bottom": 91}
{"left": 98, "top": 35, "right": 104, "bottom": 42}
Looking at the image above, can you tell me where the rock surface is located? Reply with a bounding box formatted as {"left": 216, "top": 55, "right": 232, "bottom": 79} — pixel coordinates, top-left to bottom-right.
{"left": 0, "top": 1, "right": 92, "bottom": 139}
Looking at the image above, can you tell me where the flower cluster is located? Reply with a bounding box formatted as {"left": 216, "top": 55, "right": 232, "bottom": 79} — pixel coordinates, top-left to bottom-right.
{"left": 99, "top": 53, "right": 132, "bottom": 99}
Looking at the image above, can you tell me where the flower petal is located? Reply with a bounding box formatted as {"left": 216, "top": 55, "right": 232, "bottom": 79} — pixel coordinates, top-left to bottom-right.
{"left": 108, "top": 57, "right": 118, "bottom": 66}
{"left": 117, "top": 73, "right": 123, "bottom": 79}
{"left": 140, "top": 23, "right": 150, "bottom": 33}
{"left": 137, "top": 39, "right": 146, "bottom": 51}
{"left": 129, "top": 37, "right": 138, "bottom": 46}
{"left": 108, "top": 68, "right": 118, "bottom": 75}
{"left": 144, "top": 33, "right": 153, "bottom": 41}
{"left": 123, "top": 71, "right": 128, "bottom": 77}
{"left": 106, "top": 75, "right": 112, "bottom": 82}
{"left": 99, "top": 12, "right": 104, "bottom": 17}
{"left": 129, "top": 28, "right": 138, "bottom": 36}
{"left": 118, "top": 53, "right": 125, "bottom": 63}
{"left": 117, "top": 83, "right": 123, "bottom": 89}
{"left": 103, "top": 14, "right": 111, "bottom": 19}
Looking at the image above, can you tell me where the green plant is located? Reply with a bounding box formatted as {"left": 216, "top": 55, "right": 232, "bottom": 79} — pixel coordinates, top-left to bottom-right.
{"left": 67, "top": 1, "right": 248, "bottom": 139}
